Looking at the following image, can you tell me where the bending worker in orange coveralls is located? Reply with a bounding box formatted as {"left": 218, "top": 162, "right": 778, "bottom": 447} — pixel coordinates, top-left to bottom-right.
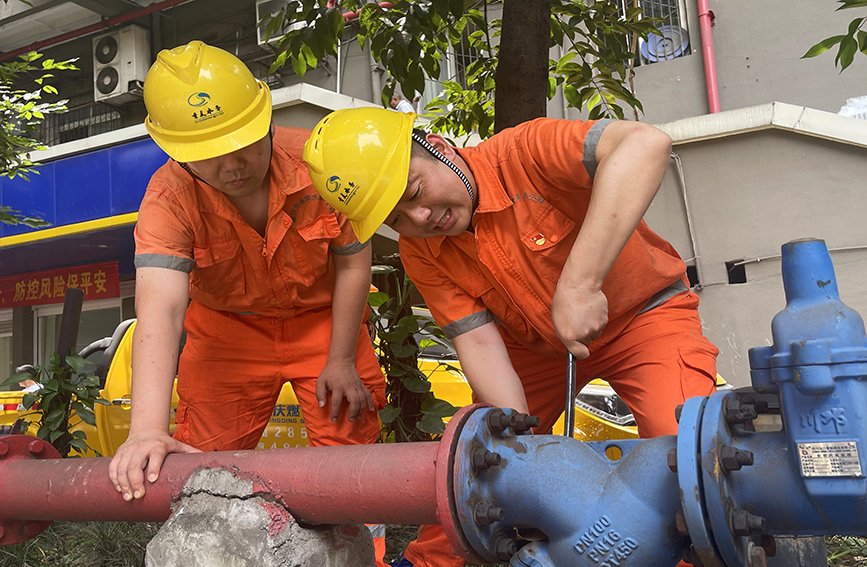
{"left": 107, "top": 43, "right": 387, "bottom": 563}
{"left": 304, "top": 108, "right": 720, "bottom": 567}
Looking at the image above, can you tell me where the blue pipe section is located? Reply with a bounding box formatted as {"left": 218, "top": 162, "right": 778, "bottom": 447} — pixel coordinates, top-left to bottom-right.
{"left": 448, "top": 238, "right": 865, "bottom": 567}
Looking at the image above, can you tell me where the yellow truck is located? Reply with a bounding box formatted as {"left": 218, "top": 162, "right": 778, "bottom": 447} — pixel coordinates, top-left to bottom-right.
{"left": 0, "top": 318, "right": 647, "bottom": 457}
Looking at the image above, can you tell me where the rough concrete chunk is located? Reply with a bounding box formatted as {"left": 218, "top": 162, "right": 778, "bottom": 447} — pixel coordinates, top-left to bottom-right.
{"left": 146, "top": 467, "right": 375, "bottom": 567}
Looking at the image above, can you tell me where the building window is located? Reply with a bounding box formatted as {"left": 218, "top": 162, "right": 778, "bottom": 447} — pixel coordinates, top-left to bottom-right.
{"left": 618, "top": 0, "right": 691, "bottom": 65}
{"left": 39, "top": 93, "right": 123, "bottom": 147}
{"left": 34, "top": 299, "right": 121, "bottom": 366}
{"left": 0, "top": 311, "right": 12, "bottom": 387}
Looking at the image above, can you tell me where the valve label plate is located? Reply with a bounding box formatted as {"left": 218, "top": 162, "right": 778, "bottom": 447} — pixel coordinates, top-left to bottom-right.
{"left": 798, "top": 441, "right": 863, "bottom": 477}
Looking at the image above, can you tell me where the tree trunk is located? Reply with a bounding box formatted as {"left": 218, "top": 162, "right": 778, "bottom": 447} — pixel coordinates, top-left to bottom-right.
{"left": 494, "top": 0, "right": 552, "bottom": 133}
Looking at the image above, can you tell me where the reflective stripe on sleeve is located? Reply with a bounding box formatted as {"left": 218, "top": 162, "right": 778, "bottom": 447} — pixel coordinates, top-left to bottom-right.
{"left": 442, "top": 309, "right": 495, "bottom": 340}
{"left": 582, "top": 118, "right": 614, "bottom": 179}
{"left": 134, "top": 253, "right": 194, "bottom": 273}
{"left": 330, "top": 240, "right": 370, "bottom": 256}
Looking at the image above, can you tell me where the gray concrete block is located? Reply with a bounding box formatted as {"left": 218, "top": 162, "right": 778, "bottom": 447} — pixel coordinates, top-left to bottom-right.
{"left": 146, "top": 467, "right": 375, "bottom": 567}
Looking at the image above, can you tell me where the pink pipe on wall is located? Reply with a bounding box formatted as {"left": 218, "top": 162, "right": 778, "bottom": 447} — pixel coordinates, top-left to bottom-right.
{"left": 697, "top": 0, "right": 721, "bottom": 113}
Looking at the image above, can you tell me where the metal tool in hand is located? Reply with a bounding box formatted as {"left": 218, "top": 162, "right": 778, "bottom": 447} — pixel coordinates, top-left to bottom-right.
{"left": 564, "top": 352, "right": 576, "bottom": 438}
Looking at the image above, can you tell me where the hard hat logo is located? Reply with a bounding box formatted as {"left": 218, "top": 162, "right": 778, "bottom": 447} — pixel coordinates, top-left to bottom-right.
{"left": 187, "top": 92, "right": 210, "bottom": 107}
{"left": 327, "top": 175, "right": 360, "bottom": 205}
{"left": 326, "top": 175, "right": 342, "bottom": 193}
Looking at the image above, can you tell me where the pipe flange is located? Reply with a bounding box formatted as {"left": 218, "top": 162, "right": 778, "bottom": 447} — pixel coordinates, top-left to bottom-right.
{"left": 451, "top": 407, "right": 519, "bottom": 564}
{"left": 435, "top": 404, "right": 491, "bottom": 565}
{"left": 0, "top": 435, "right": 60, "bottom": 544}
{"left": 676, "top": 396, "right": 725, "bottom": 567}
{"left": 700, "top": 392, "right": 761, "bottom": 567}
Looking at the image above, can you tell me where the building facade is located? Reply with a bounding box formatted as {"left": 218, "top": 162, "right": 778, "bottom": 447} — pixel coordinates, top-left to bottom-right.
{"left": 0, "top": 0, "right": 865, "bottom": 388}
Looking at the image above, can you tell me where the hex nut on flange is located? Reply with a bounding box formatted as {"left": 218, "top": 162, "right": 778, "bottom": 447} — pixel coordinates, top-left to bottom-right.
{"left": 473, "top": 502, "right": 505, "bottom": 527}
{"left": 471, "top": 448, "right": 502, "bottom": 472}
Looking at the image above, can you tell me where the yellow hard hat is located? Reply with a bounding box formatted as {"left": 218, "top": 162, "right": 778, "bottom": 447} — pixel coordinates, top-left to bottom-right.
{"left": 304, "top": 107, "right": 415, "bottom": 243}
{"left": 143, "top": 41, "right": 272, "bottom": 162}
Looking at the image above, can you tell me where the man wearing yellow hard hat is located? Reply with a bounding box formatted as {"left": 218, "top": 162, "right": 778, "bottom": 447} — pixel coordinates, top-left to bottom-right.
{"left": 107, "top": 42, "right": 386, "bottom": 548}
{"left": 305, "top": 108, "right": 720, "bottom": 567}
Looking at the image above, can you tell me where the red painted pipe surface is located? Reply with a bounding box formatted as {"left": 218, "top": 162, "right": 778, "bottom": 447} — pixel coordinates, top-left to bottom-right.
{"left": 0, "top": 438, "right": 440, "bottom": 526}
{"left": 697, "top": 0, "right": 721, "bottom": 114}
{"left": 0, "top": 0, "right": 195, "bottom": 63}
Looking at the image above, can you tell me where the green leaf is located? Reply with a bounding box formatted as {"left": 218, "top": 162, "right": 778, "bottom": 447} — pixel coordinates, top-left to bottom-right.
{"left": 802, "top": 35, "right": 845, "bottom": 58}
{"left": 378, "top": 405, "right": 401, "bottom": 424}
{"left": 66, "top": 354, "right": 87, "bottom": 374}
{"left": 838, "top": 35, "right": 859, "bottom": 69}
{"left": 76, "top": 407, "right": 96, "bottom": 427}
{"left": 420, "top": 397, "right": 458, "bottom": 417}
{"left": 402, "top": 377, "right": 431, "bottom": 393}
{"left": 417, "top": 412, "right": 446, "bottom": 434}
{"left": 390, "top": 343, "right": 418, "bottom": 359}
{"left": 22, "top": 393, "right": 39, "bottom": 409}
{"left": 0, "top": 372, "right": 33, "bottom": 388}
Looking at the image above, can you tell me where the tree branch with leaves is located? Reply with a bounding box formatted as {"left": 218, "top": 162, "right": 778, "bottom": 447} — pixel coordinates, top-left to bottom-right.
{"left": 802, "top": 0, "right": 867, "bottom": 71}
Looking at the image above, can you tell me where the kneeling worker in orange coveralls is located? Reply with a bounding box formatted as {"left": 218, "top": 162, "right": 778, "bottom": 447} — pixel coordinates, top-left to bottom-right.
{"left": 304, "top": 108, "right": 720, "bottom": 567}
{"left": 107, "top": 43, "right": 388, "bottom": 564}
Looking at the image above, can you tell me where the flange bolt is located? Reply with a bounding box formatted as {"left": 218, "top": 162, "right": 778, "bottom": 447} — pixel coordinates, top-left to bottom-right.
{"left": 495, "top": 536, "right": 517, "bottom": 561}
{"left": 512, "top": 413, "right": 540, "bottom": 434}
{"left": 27, "top": 439, "right": 44, "bottom": 455}
{"left": 471, "top": 448, "right": 503, "bottom": 472}
{"left": 720, "top": 446, "right": 755, "bottom": 473}
{"left": 748, "top": 541, "right": 768, "bottom": 567}
{"left": 473, "top": 502, "right": 505, "bottom": 526}
{"left": 675, "top": 510, "right": 689, "bottom": 536}
{"left": 0, "top": 441, "right": 8, "bottom": 458}
{"left": 667, "top": 448, "right": 678, "bottom": 473}
{"left": 723, "top": 399, "right": 758, "bottom": 425}
{"left": 730, "top": 509, "right": 766, "bottom": 536}
{"left": 487, "top": 409, "right": 513, "bottom": 435}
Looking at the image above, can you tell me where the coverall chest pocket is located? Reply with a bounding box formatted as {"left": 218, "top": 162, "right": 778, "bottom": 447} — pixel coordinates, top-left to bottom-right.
{"left": 191, "top": 237, "right": 246, "bottom": 296}
{"left": 294, "top": 214, "right": 342, "bottom": 284}
{"left": 520, "top": 205, "right": 576, "bottom": 284}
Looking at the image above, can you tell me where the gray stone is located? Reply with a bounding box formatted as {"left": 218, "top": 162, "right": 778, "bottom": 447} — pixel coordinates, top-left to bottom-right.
{"left": 146, "top": 467, "right": 375, "bottom": 567}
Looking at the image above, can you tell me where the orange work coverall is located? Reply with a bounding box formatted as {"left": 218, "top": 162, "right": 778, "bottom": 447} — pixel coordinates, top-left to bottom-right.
{"left": 398, "top": 118, "right": 718, "bottom": 567}
{"left": 135, "top": 127, "right": 388, "bottom": 560}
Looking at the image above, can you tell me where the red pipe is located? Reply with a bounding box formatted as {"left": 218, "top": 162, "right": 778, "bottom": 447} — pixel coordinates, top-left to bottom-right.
{"left": 0, "top": 405, "right": 485, "bottom": 548}
{"left": 0, "top": 440, "right": 438, "bottom": 527}
{"left": 697, "top": 0, "right": 721, "bottom": 113}
{"left": 0, "top": 0, "right": 195, "bottom": 63}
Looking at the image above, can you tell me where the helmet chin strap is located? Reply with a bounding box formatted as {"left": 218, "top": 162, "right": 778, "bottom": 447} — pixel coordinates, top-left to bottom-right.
{"left": 176, "top": 128, "right": 275, "bottom": 190}
{"left": 411, "top": 133, "right": 474, "bottom": 204}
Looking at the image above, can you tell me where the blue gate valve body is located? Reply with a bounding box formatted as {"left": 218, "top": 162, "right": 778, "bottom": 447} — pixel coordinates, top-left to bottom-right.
{"left": 444, "top": 239, "right": 867, "bottom": 567}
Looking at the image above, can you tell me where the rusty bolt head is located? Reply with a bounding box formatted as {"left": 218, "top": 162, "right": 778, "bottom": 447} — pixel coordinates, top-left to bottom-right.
{"left": 473, "top": 502, "right": 505, "bottom": 526}
{"left": 0, "top": 441, "right": 8, "bottom": 458}
{"left": 512, "top": 413, "right": 540, "bottom": 434}
{"left": 748, "top": 542, "right": 767, "bottom": 567}
{"left": 675, "top": 510, "right": 689, "bottom": 536}
{"left": 668, "top": 448, "right": 678, "bottom": 473}
{"left": 729, "top": 509, "right": 765, "bottom": 536}
{"left": 486, "top": 409, "right": 513, "bottom": 435}
{"left": 723, "top": 399, "right": 758, "bottom": 425}
{"left": 495, "top": 537, "right": 517, "bottom": 561}
{"left": 471, "top": 448, "right": 502, "bottom": 472}
{"left": 27, "top": 439, "right": 43, "bottom": 455}
{"left": 720, "top": 446, "right": 755, "bottom": 474}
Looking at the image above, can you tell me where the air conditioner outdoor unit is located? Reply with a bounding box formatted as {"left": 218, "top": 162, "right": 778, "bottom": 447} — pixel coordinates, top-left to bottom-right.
{"left": 92, "top": 25, "right": 151, "bottom": 104}
{"left": 256, "top": 0, "right": 306, "bottom": 47}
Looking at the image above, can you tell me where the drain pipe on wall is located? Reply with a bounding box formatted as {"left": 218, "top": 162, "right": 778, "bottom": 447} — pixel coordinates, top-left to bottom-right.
{"left": 697, "top": 0, "right": 721, "bottom": 113}
{"left": 671, "top": 152, "right": 705, "bottom": 290}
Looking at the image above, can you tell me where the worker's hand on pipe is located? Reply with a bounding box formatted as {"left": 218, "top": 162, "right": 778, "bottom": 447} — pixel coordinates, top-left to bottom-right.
{"left": 316, "top": 361, "right": 376, "bottom": 422}
{"left": 551, "top": 282, "right": 609, "bottom": 360}
{"left": 109, "top": 429, "right": 201, "bottom": 502}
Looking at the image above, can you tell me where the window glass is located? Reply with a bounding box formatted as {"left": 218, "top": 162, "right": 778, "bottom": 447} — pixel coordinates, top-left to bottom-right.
{"left": 0, "top": 335, "right": 13, "bottom": 388}
{"left": 38, "top": 307, "right": 120, "bottom": 366}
